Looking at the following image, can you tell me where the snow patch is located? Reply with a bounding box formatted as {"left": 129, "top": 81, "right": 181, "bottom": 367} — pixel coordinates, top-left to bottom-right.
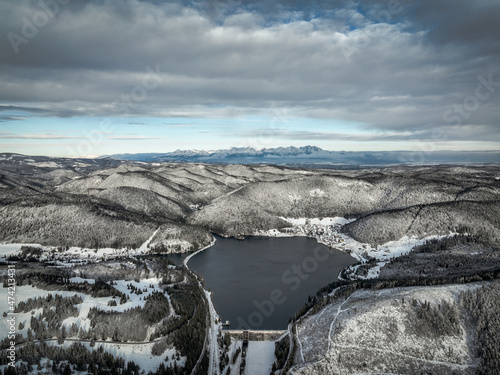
{"left": 244, "top": 341, "right": 276, "bottom": 375}
{"left": 59, "top": 341, "right": 185, "bottom": 373}
{"left": 139, "top": 227, "right": 160, "bottom": 252}
{"left": 69, "top": 277, "right": 96, "bottom": 284}
{"left": 279, "top": 217, "right": 354, "bottom": 226}
{"left": 0, "top": 243, "right": 45, "bottom": 257}
{"left": 309, "top": 189, "right": 325, "bottom": 197}
{"left": 27, "top": 161, "right": 60, "bottom": 168}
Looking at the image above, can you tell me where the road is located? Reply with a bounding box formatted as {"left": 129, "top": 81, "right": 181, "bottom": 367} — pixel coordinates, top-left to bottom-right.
{"left": 183, "top": 236, "right": 220, "bottom": 375}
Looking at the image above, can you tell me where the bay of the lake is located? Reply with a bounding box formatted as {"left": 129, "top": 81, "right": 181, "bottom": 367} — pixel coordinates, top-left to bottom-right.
{"left": 187, "top": 235, "right": 357, "bottom": 330}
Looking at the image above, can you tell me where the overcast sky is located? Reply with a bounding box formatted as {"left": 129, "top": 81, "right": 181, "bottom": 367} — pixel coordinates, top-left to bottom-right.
{"left": 0, "top": 0, "right": 499, "bottom": 157}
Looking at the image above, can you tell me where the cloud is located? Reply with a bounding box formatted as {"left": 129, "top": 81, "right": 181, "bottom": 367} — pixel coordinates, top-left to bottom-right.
{"left": 165, "top": 123, "right": 194, "bottom": 127}
{"left": 0, "top": 105, "right": 49, "bottom": 113}
{"left": 0, "top": 116, "right": 25, "bottom": 122}
{"left": 0, "top": 0, "right": 498, "bottom": 148}
{"left": 0, "top": 132, "right": 84, "bottom": 140}
{"left": 239, "top": 125, "right": 500, "bottom": 143}
{"left": 0, "top": 132, "right": 161, "bottom": 142}
{"left": 0, "top": 104, "right": 83, "bottom": 118}
{"left": 107, "top": 135, "right": 161, "bottom": 140}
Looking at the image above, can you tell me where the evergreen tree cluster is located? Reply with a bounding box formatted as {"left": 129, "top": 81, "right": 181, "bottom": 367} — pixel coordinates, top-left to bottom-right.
{"left": 85, "top": 291, "right": 170, "bottom": 342}
{"left": 408, "top": 298, "right": 461, "bottom": 338}
{"left": 12, "top": 294, "right": 82, "bottom": 341}
{"left": 415, "top": 233, "right": 496, "bottom": 253}
{"left": 0, "top": 341, "right": 138, "bottom": 375}
{"left": 461, "top": 282, "right": 500, "bottom": 374}
{"left": 272, "top": 335, "right": 290, "bottom": 373}
{"left": 7, "top": 270, "right": 125, "bottom": 299}
{"left": 6, "top": 246, "right": 43, "bottom": 262}
{"left": 0, "top": 193, "right": 159, "bottom": 249}
{"left": 379, "top": 234, "right": 500, "bottom": 280}
{"left": 169, "top": 285, "right": 207, "bottom": 371}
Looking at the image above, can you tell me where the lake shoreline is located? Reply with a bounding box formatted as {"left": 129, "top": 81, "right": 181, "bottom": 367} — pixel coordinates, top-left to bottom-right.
{"left": 187, "top": 235, "right": 357, "bottom": 330}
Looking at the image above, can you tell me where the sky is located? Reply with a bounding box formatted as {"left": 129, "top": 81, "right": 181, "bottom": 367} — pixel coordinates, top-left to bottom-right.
{"left": 0, "top": 0, "right": 499, "bottom": 157}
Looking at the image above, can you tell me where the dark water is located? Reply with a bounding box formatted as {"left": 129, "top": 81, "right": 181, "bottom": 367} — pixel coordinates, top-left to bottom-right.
{"left": 163, "top": 252, "right": 190, "bottom": 266}
{"left": 187, "top": 236, "right": 356, "bottom": 330}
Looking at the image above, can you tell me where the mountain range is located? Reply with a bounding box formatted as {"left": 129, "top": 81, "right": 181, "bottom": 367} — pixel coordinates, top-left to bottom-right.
{"left": 103, "top": 146, "right": 500, "bottom": 166}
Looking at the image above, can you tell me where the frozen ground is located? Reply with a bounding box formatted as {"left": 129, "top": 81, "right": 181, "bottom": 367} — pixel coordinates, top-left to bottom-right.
{"left": 0, "top": 277, "right": 164, "bottom": 338}
{"left": 280, "top": 217, "right": 354, "bottom": 227}
{"left": 0, "top": 230, "right": 163, "bottom": 264}
{"left": 0, "top": 276, "right": 181, "bottom": 374}
{"left": 0, "top": 243, "right": 46, "bottom": 257}
{"left": 290, "top": 283, "right": 482, "bottom": 375}
{"left": 244, "top": 341, "right": 276, "bottom": 375}
{"left": 60, "top": 341, "right": 184, "bottom": 373}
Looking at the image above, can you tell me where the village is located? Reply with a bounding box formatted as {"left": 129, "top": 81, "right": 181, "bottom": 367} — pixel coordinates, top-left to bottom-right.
{"left": 0, "top": 244, "right": 143, "bottom": 266}
{"left": 282, "top": 220, "right": 351, "bottom": 250}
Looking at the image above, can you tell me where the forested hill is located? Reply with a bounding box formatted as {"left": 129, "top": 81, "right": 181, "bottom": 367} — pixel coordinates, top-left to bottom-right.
{"left": 1, "top": 153, "right": 499, "bottom": 250}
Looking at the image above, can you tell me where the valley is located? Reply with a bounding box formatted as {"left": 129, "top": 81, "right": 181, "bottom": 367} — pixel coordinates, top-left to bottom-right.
{"left": 0, "top": 153, "right": 499, "bottom": 374}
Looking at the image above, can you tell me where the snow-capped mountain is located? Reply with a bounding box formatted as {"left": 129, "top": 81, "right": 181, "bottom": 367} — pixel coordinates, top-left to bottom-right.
{"left": 103, "top": 146, "right": 500, "bottom": 166}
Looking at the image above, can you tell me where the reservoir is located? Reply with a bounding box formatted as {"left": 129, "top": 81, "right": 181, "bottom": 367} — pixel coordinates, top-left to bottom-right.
{"left": 187, "top": 236, "right": 356, "bottom": 330}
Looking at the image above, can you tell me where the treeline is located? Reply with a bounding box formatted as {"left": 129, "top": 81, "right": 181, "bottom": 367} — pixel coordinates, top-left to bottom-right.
{"left": 148, "top": 283, "right": 209, "bottom": 374}
{"left": 0, "top": 341, "right": 138, "bottom": 375}
{"left": 6, "top": 246, "right": 44, "bottom": 262}
{"left": 77, "top": 257, "right": 154, "bottom": 282}
{"left": 6, "top": 270, "right": 125, "bottom": 299}
{"left": 291, "top": 267, "right": 500, "bottom": 325}
{"left": 85, "top": 291, "right": 170, "bottom": 342}
{"left": 271, "top": 334, "right": 290, "bottom": 374}
{"left": 415, "top": 233, "right": 497, "bottom": 253}
{"left": 15, "top": 293, "right": 82, "bottom": 314}
{"left": 164, "top": 284, "right": 208, "bottom": 373}
{"left": 12, "top": 294, "right": 82, "bottom": 342}
{"left": 379, "top": 234, "right": 500, "bottom": 280}
{"left": 461, "top": 283, "right": 500, "bottom": 374}
{"left": 344, "top": 200, "right": 500, "bottom": 246}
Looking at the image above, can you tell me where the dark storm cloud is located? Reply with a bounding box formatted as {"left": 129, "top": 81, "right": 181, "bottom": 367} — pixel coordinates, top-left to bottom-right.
{"left": 0, "top": 0, "right": 499, "bottom": 145}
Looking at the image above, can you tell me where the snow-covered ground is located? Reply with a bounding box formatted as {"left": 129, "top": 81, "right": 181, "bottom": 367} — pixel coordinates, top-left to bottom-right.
{"left": 0, "top": 243, "right": 46, "bottom": 257}
{"left": 0, "top": 230, "right": 164, "bottom": 265}
{"left": 138, "top": 227, "right": 160, "bottom": 252}
{"left": 60, "top": 341, "right": 184, "bottom": 373}
{"left": 258, "top": 217, "right": 458, "bottom": 279}
{"left": 69, "top": 277, "right": 96, "bottom": 284}
{"left": 280, "top": 217, "right": 353, "bottom": 227}
{"left": 339, "top": 233, "right": 457, "bottom": 279}
{"left": 291, "top": 283, "right": 482, "bottom": 375}
{"left": 0, "top": 275, "right": 181, "bottom": 374}
{"left": 244, "top": 341, "right": 276, "bottom": 375}
{"left": 0, "top": 277, "right": 164, "bottom": 338}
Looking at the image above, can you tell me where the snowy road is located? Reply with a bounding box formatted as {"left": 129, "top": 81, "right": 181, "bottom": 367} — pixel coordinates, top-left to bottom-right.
{"left": 183, "top": 236, "right": 220, "bottom": 375}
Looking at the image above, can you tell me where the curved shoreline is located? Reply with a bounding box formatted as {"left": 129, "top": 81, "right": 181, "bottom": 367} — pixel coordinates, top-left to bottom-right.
{"left": 183, "top": 235, "right": 217, "bottom": 270}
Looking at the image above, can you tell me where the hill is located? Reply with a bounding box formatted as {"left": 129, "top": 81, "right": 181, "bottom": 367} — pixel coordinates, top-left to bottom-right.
{"left": 1, "top": 153, "right": 499, "bottom": 252}
{"left": 189, "top": 166, "right": 500, "bottom": 238}
{"left": 287, "top": 282, "right": 500, "bottom": 375}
